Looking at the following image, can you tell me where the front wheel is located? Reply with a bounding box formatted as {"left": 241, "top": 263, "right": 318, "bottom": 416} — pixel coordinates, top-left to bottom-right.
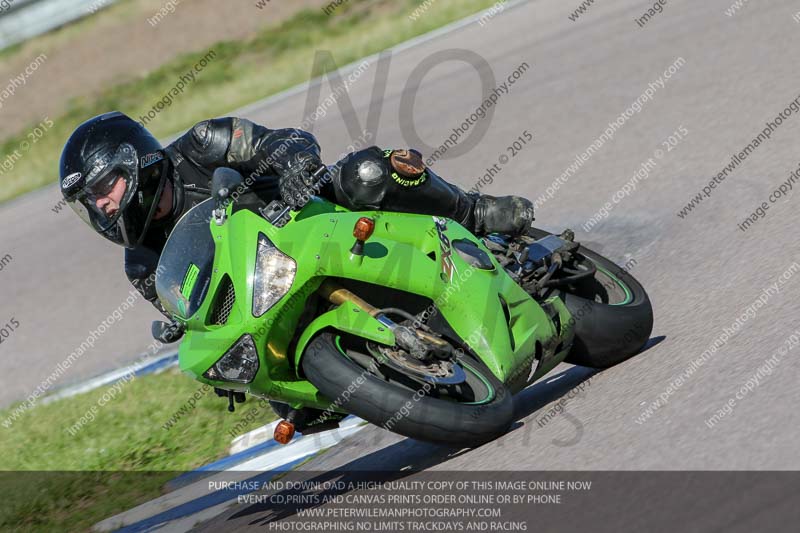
{"left": 527, "top": 228, "right": 654, "bottom": 369}
{"left": 301, "top": 332, "right": 514, "bottom": 448}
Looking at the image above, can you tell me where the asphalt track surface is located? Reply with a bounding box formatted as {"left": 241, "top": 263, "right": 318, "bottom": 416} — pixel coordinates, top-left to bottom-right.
{"left": 2, "top": 0, "right": 800, "bottom": 491}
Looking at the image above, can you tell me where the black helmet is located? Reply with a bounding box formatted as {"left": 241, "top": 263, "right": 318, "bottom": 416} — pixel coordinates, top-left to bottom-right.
{"left": 59, "top": 111, "right": 169, "bottom": 248}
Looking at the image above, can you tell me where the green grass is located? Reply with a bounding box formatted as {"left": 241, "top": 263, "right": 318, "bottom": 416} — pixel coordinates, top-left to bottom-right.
{"left": 0, "top": 0, "right": 500, "bottom": 205}
{"left": 0, "top": 0, "right": 138, "bottom": 63}
{"left": 0, "top": 368, "right": 276, "bottom": 531}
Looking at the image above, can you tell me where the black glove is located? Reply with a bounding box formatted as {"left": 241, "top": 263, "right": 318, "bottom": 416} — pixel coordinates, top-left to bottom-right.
{"left": 276, "top": 151, "right": 323, "bottom": 209}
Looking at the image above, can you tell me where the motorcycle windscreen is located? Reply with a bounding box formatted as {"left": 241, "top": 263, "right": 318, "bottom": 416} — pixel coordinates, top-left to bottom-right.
{"left": 156, "top": 199, "right": 216, "bottom": 320}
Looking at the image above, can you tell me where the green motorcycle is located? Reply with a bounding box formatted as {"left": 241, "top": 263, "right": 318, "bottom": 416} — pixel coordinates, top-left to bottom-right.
{"left": 154, "top": 167, "right": 653, "bottom": 447}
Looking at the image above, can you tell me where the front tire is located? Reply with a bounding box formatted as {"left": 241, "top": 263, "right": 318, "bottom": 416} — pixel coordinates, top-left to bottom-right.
{"left": 301, "top": 332, "right": 515, "bottom": 447}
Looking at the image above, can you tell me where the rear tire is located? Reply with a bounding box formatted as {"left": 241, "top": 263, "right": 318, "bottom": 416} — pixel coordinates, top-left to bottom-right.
{"left": 301, "top": 332, "right": 515, "bottom": 447}
{"left": 527, "top": 228, "right": 654, "bottom": 368}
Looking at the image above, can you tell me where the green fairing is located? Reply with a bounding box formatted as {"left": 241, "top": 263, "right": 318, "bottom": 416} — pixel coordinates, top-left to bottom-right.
{"left": 166, "top": 196, "right": 574, "bottom": 413}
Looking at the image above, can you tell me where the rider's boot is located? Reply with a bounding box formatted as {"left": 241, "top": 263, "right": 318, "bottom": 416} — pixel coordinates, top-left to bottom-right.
{"left": 468, "top": 193, "right": 535, "bottom": 236}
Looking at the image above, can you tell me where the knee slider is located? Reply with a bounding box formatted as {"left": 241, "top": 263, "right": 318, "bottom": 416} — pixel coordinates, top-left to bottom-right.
{"left": 389, "top": 149, "right": 426, "bottom": 178}
{"left": 388, "top": 148, "right": 429, "bottom": 188}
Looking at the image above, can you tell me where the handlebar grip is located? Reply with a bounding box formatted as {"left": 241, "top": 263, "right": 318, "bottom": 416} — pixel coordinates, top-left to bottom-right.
{"left": 263, "top": 165, "right": 329, "bottom": 226}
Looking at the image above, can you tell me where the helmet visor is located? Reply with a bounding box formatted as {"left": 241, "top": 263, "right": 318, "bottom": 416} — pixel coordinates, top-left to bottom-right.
{"left": 64, "top": 143, "right": 139, "bottom": 233}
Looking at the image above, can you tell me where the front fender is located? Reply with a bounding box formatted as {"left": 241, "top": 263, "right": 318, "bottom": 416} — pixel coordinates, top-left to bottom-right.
{"left": 293, "top": 299, "right": 396, "bottom": 376}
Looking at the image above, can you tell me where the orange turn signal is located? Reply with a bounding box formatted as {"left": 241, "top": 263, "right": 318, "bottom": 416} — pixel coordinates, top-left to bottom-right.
{"left": 274, "top": 420, "right": 296, "bottom": 445}
{"left": 353, "top": 217, "right": 375, "bottom": 241}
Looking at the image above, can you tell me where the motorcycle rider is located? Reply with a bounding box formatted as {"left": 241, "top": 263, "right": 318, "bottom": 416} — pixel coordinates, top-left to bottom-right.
{"left": 59, "top": 111, "right": 534, "bottom": 429}
{"left": 59, "top": 111, "right": 534, "bottom": 320}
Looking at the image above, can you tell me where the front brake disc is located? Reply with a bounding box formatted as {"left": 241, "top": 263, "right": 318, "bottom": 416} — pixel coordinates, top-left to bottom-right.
{"left": 367, "top": 341, "right": 467, "bottom": 386}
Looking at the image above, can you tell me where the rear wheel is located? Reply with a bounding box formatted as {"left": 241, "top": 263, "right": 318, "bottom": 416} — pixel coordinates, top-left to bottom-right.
{"left": 301, "top": 332, "right": 514, "bottom": 447}
{"left": 526, "top": 228, "right": 653, "bottom": 368}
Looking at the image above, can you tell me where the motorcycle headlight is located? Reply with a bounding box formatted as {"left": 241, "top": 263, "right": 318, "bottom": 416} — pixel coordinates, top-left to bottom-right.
{"left": 253, "top": 233, "right": 296, "bottom": 317}
{"left": 203, "top": 334, "right": 259, "bottom": 383}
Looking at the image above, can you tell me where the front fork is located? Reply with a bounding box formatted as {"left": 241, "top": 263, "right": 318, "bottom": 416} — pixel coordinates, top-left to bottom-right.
{"left": 272, "top": 279, "right": 450, "bottom": 446}
{"left": 317, "top": 280, "right": 450, "bottom": 358}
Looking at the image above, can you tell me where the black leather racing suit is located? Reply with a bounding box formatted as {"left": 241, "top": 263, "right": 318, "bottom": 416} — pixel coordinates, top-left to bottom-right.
{"left": 125, "top": 117, "right": 533, "bottom": 315}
